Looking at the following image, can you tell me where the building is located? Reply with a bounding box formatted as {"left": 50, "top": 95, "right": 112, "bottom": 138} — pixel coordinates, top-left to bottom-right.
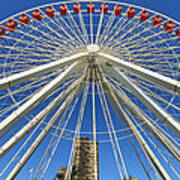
{"left": 71, "top": 136, "right": 99, "bottom": 180}
{"left": 55, "top": 167, "right": 69, "bottom": 180}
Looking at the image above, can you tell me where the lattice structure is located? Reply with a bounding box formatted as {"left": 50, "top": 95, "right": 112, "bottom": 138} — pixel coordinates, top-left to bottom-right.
{"left": 0, "top": 1, "right": 179, "bottom": 180}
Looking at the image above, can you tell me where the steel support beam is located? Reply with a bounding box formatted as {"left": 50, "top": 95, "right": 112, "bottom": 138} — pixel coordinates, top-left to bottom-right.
{"left": 99, "top": 73, "right": 170, "bottom": 179}
{"left": 98, "top": 52, "right": 180, "bottom": 94}
{"left": 0, "top": 62, "right": 80, "bottom": 134}
{"left": 111, "top": 102, "right": 170, "bottom": 180}
{"left": 103, "top": 65, "right": 180, "bottom": 136}
{"left": 6, "top": 91, "right": 75, "bottom": 180}
{"left": 107, "top": 79, "right": 180, "bottom": 161}
{"left": 0, "top": 77, "right": 82, "bottom": 158}
{"left": 0, "top": 52, "right": 88, "bottom": 90}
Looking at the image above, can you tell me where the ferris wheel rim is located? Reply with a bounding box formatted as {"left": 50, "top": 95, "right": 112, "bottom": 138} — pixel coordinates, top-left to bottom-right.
{"left": 0, "top": 0, "right": 179, "bottom": 25}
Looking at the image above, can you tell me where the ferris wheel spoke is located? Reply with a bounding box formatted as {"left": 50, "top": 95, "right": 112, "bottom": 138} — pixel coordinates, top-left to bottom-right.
{"left": 0, "top": 113, "right": 44, "bottom": 177}
{"left": 98, "top": 52, "right": 180, "bottom": 93}
{"left": 28, "top": 12, "right": 81, "bottom": 49}
{"left": 107, "top": 72, "right": 179, "bottom": 112}
{"left": 52, "top": 12, "right": 86, "bottom": 48}
{"left": 102, "top": 12, "right": 142, "bottom": 48}
{"left": 78, "top": 11, "right": 89, "bottom": 44}
{"left": 119, "top": 35, "right": 175, "bottom": 52}
{"left": 98, "top": 11, "right": 116, "bottom": 46}
{"left": 0, "top": 62, "right": 82, "bottom": 134}
{"left": 0, "top": 44, "right": 58, "bottom": 54}
{"left": 67, "top": 10, "right": 88, "bottom": 45}
{"left": 0, "top": 75, "right": 82, "bottom": 158}
{"left": 100, "top": 12, "right": 128, "bottom": 47}
{"left": 105, "top": 84, "right": 170, "bottom": 179}
{"left": 2, "top": 27, "right": 60, "bottom": 52}
{"left": 0, "top": 72, "right": 78, "bottom": 119}
{"left": 0, "top": 75, "right": 77, "bottom": 134}
{"left": 36, "top": 69, "right": 87, "bottom": 179}
{"left": 65, "top": 69, "right": 90, "bottom": 180}
{"left": 110, "top": 23, "right": 163, "bottom": 48}
{"left": 6, "top": 87, "right": 77, "bottom": 180}
{"left": 0, "top": 53, "right": 61, "bottom": 59}
{"left": 104, "top": 64, "right": 180, "bottom": 136}
{"left": 90, "top": 8, "right": 94, "bottom": 44}
{"left": 134, "top": 81, "right": 180, "bottom": 111}
{"left": 1, "top": 35, "right": 60, "bottom": 52}
{"left": 15, "top": 29, "right": 62, "bottom": 49}
{"left": 0, "top": 75, "right": 52, "bottom": 101}
{"left": 105, "top": 79, "right": 180, "bottom": 161}
{"left": 0, "top": 52, "right": 88, "bottom": 90}
{"left": 131, "top": 112, "right": 180, "bottom": 177}
{"left": 113, "top": 105, "right": 152, "bottom": 180}
{"left": 95, "top": 8, "right": 104, "bottom": 44}
{"left": 97, "top": 67, "right": 129, "bottom": 179}
{"left": 97, "top": 88, "right": 127, "bottom": 179}
{"left": 121, "top": 47, "right": 180, "bottom": 61}
{"left": 27, "top": 15, "right": 81, "bottom": 51}
{"left": 118, "top": 32, "right": 176, "bottom": 50}
{"left": 100, "top": 14, "right": 127, "bottom": 47}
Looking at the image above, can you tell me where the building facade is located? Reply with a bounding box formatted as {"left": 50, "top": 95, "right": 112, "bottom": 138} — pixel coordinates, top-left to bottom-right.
{"left": 71, "top": 136, "right": 99, "bottom": 180}
{"left": 55, "top": 167, "right": 69, "bottom": 180}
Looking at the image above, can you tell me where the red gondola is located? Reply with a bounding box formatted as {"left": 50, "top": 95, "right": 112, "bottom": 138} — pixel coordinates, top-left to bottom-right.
{"left": 32, "top": 10, "right": 42, "bottom": 21}
{"left": 114, "top": 5, "right": 122, "bottom": 15}
{"left": 100, "top": 4, "right": 108, "bottom": 14}
{"left": 60, "top": 4, "right": 68, "bottom": 15}
{"left": 152, "top": 15, "right": 162, "bottom": 26}
{"left": 176, "top": 28, "right": 180, "bottom": 40}
{"left": 127, "top": 7, "right": 135, "bottom": 18}
{"left": 46, "top": 7, "right": 55, "bottom": 18}
{"left": 87, "top": 3, "right": 95, "bottom": 13}
{"left": 164, "top": 21, "right": 176, "bottom": 33}
{"left": 18, "top": 14, "right": 30, "bottom": 25}
{"left": 140, "top": 11, "right": 149, "bottom": 22}
{"left": 74, "top": 3, "right": 81, "bottom": 14}
{"left": 0, "top": 27, "right": 5, "bottom": 39}
{"left": 5, "top": 19, "right": 17, "bottom": 32}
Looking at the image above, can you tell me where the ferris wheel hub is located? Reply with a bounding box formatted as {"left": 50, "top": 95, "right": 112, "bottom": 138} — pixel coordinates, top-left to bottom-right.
{"left": 87, "top": 44, "right": 100, "bottom": 54}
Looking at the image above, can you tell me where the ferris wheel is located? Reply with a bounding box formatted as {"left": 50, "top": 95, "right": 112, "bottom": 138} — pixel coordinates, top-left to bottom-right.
{"left": 0, "top": 0, "right": 179, "bottom": 179}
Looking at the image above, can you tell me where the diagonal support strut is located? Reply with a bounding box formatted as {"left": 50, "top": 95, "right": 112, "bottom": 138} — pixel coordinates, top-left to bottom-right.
{"left": 98, "top": 52, "right": 180, "bottom": 94}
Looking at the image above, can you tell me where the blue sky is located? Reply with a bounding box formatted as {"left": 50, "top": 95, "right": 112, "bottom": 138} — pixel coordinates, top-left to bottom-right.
{"left": 0, "top": 0, "right": 179, "bottom": 180}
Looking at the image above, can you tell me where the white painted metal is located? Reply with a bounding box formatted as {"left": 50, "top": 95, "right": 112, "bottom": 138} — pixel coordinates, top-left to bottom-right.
{"left": 111, "top": 102, "right": 170, "bottom": 180}
{"left": 0, "top": 78, "right": 81, "bottom": 158}
{"left": 6, "top": 92, "right": 75, "bottom": 180}
{"left": 108, "top": 80, "right": 180, "bottom": 161}
{"left": 104, "top": 65, "right": 180, "bottom": 136}
{"left": 100, "top": 75, "right": 171, "bottom": 179}
{"left": 0, "top": 62, "right": 79, "bottom": 134}
{"left": 97, "top": 66, "right": 129, "bottom": 179}
{"left": 98, "top": 52, "right": 180, "bottom": 94}
{"left": 0, "top": 52, "right": 88, "bottom": 90}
